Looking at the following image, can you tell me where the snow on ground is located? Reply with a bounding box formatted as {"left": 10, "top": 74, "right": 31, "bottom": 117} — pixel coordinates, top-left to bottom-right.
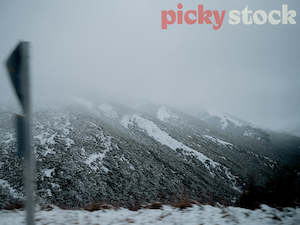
{"left": 157, "top": 106, "right": 178, "bottom": 122}
{"left": 0, "top": 179, "right": 23, "bottom": 199}
{"left": 98, "top": 104, "right": 119, "bottom": 119}
{"left": 203, "top": 135, "right": 233, "bottom": 147}
{"left": 0, "top": 204, "right": 299, "bottom": 225}
{"left": 121, "top": 114, "right": 219, "bottom": 170}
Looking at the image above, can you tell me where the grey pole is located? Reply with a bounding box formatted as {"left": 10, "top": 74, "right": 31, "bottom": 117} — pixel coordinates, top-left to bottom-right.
{"left": 6, "top": 42, "right": 35, "bottom": 225}
{"left": 21, "top": 42, "right": 35, "bottom": 225}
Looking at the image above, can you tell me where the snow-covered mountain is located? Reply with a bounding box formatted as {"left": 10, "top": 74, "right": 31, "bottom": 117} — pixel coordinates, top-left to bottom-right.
{"left": 1, "top": 99, "right": 300, "bottom": 208}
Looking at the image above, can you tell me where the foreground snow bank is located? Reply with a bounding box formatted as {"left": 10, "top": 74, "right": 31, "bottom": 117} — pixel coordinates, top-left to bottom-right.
{"left": 0, "top": 204, "right": 299, "bottom": 225}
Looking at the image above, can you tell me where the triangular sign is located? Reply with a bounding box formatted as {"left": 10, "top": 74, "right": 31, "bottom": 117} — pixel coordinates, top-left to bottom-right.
{"left": 6, "top": 42, "right": 28, "bottom": 110}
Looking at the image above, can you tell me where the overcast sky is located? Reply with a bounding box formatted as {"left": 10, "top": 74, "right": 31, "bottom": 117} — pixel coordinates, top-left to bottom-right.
{"left": 0, "top": 0, "right": 299, "bottom": 131}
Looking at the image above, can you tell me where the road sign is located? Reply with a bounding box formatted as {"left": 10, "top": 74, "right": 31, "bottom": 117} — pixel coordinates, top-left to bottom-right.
{"left": 6, "top": 43, "right": 29, "bottom": 111}
{"left": 6, "top": 42, "right": 35, "bottom": 225}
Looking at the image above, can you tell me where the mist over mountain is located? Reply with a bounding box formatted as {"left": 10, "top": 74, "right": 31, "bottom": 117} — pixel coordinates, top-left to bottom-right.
{"left": 1, "top": 0, "right": 300, "bottom": 134}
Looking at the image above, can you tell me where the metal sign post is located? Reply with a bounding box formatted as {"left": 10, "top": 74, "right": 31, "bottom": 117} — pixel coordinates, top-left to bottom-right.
{"left": 6, "top": 42, "right": 35, "bottom": 225}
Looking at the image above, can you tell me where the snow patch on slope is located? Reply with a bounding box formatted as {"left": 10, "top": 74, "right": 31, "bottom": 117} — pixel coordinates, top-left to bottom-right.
{"left": 43, "top": 168, "right": 55, "bottom": 178}
{"left": 203, "top": 135, "right": 233, "bottom": 147}
{"left": 84, "top": 125, "right": 116, "bottom": 173}
{"left": 34, "top": 115, "right": 74, "bottom": 153}
{"left": 121, "top": 115, "right": 219, "bottom": 170}
{"left": 120, "top": 155, "right": 135, "bottom": 170}
{"left": 120, "top": 115, "right": 132, "bottom": 128}
{"left": 35, "top": 132, "right": 56, "bottom": 145}
{"left": 65, "top": 137, "right": 74, "bottom": 148}
{"left": 122, "top": 115, "right": 241, "bottom": 190}
{"left": 207, "top": 110, "right": 243, "bottom": 130}
{"left": 85, "top": 153, "right": 109, "bottom": 172}
{"left": 1, "top": 132, "right": 14, "bottom": 144}
{"left": 0, "top": 179, "right": 23, "bottom": 199}
{"left": 223, "top": 168, "right": 240, "bottom": 192}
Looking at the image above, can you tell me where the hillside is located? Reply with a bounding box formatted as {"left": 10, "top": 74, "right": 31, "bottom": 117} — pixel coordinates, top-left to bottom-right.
{"left": 1, "top": 99, "right": 300, "bottom": 208}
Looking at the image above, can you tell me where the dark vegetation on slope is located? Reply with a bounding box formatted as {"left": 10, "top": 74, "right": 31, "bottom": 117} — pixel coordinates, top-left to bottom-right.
{"left": 1, "top": 104, "right": 300, "bottom": 210}
{"left": 2, "top": 166, "right": 300, "bottom": 211}
{"left": 236, "top": 166, "right": 300, "bottom": 209}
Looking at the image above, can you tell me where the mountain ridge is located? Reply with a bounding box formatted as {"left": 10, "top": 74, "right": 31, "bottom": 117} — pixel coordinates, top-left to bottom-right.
{"left": 0, "top": 99, "right": 299, "bottom": 208}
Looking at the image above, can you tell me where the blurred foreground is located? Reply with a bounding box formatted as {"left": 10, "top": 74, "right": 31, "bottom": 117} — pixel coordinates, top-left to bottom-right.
{"left": 0, "top": 204, "right": 299, "bottom": 225}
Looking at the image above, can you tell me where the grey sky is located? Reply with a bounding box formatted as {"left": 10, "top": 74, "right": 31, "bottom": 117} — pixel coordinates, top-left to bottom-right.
{"left": 0, "top": 0, "right": 299, "bottom": 131}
